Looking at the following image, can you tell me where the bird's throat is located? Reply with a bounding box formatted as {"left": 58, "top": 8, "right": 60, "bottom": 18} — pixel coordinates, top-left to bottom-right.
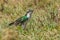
{"left": 26, "top": 13, "right": 30, "bottom": 18}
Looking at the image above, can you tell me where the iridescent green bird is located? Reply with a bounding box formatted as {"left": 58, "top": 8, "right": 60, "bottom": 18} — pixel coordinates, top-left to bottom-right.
{"left": 9, "top": 9, "right": 33, "bottom": 28}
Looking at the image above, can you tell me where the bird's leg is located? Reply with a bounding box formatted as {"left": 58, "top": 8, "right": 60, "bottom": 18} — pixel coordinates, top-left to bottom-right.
{"left": 21, "top": 22, "right": 27, "bottom": 29}
{"left": 21, "top": 23, "right": 26, "bottom": 29}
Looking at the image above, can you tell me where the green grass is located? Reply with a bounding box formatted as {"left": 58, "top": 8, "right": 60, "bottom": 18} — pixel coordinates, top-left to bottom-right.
{"left": 0, "top": 0, "right": 60, "bottom": 40}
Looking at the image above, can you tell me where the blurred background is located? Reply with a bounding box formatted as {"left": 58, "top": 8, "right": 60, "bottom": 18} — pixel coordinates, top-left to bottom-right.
{"left": 0, "top": 0, "right": 60, "bottom": 40}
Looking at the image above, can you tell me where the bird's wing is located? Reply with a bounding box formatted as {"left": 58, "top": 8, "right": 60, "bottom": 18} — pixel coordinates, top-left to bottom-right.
{"left": 14, "top": 16, "right": 28, "bottom": 25}
{"left": 19, "top": 16, "right": 28, "bottom": 23}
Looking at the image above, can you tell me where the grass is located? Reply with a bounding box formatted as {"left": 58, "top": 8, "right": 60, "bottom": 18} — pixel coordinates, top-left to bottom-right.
{"left": 0, "top": 0, "right": 60, "bottom": 40}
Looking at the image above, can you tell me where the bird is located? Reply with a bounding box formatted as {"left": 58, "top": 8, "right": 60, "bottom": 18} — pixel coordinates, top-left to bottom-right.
{"left": 9, "top": 9, "right": 33, "bottom": 29}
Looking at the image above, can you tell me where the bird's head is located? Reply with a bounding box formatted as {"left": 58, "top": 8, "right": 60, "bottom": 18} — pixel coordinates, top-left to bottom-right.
{"left": 25, "top": 9, "right": 33, "bottom": 16}
{"left": 25, "top": 9, "right": 33, "bottom": 18}
{"left": 27, "top": 9, "right": 33, "bottom": 13}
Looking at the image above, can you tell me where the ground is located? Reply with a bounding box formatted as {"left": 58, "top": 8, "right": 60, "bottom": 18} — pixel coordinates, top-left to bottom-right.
{"left": 0, "top": 0, "right": 60, "bottom": 40}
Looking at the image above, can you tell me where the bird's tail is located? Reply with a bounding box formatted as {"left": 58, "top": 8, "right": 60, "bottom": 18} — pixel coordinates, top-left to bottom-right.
{"left": 9, "top": 22, "right": 14, "bottom": 26}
